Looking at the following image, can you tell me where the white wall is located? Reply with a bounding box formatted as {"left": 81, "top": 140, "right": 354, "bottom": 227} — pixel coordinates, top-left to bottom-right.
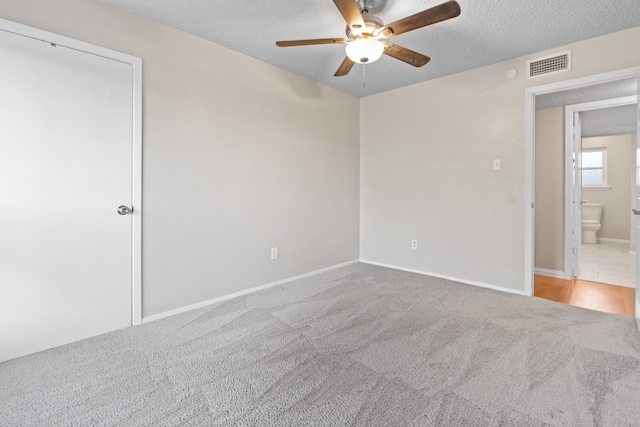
{"left": 361, "top": 27, "right": 640, "bottom": 293}
{"left": 582, "top": 133, "right": 635, "bottom": 241}
{"left": 0, "top": 0, "right": 360, "bottom": 318}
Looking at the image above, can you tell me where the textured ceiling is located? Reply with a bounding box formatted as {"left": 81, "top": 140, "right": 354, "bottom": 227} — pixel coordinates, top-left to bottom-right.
{"left": 536, "top": 78, "right": 638, "bottom": 110}
{"left": 536, "top": 78, "right": 638, "bottom": 138}
{"left": 99, "top": 0, "right": 640, "bottom": 97}
{"left": 536, "top": 78, "right": 638, "bottom": 137}
{"left": 581, "top": 104, "right": 638, "bottom": 138}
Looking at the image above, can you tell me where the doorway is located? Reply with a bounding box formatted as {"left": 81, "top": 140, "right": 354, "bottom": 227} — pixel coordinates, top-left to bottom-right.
{"left": 524, "top": 67, "right": 640, "bottom": 324}
{"left": 566, "top": 98, "right": 638, "bottom": 290}
{"left": 0, "top": 19, "right": 142, "bottom": 362}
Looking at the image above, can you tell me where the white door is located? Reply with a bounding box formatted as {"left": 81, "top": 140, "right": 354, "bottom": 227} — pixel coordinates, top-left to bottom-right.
{"left": 572, "top": 112, "right": 583, "bottom": 277}
{"left": 635, "top": 98, "right": 640, "bottom": 326}
{"left": 0, "top": 29, "right": 134, "bottom": 362}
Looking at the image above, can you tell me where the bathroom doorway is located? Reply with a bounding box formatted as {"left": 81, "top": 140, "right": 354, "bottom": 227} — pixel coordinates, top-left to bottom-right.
{"left": 566, "top": 98, "right": 638, "bottom": 290}
{"left": 529, "top": 70, "right": 640, "bottom": 318}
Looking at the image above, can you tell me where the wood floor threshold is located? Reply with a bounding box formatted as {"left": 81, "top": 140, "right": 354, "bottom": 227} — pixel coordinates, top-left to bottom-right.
{"left": 534, "top": 275, "right": 635, "bottom": 317}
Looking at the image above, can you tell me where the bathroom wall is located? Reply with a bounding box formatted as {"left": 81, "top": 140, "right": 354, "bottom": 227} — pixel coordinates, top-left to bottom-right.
{"left": 582, "top": 133, "right": 635, "bottom": 241}
{"left": 534, "top": 107, "right": 565, "bottom": 273}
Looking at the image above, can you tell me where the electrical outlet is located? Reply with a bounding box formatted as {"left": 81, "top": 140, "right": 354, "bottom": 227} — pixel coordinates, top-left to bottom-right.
{"left": 493, "top": 159, "right": 501, "bottom": 170}
{"left": 411, "top": 239, "right": 418, "bottom": 250}
{"left": 271, "top": 247, "right": 279, "bottom": 260}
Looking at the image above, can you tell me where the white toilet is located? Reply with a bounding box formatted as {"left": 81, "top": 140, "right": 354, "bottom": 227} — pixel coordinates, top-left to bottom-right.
{"left": 581, "top": 202, "right": 603, "bottom": 244}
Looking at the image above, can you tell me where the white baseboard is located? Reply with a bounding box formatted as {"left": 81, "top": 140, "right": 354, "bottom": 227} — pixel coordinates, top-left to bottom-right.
{"left": 142, "top": 260, "right": 360, "bottom": 324}
{"left": 359, "top": 260, "right": 528, "bottom": 296}
{"left": 606, "top": 281, "right": 636, "bottom": 289}
{"left": 534, "top": 268, "right": 566, "bottom": 279}
{"left": 598, "top": 238, "right": 630, "bottom": 244}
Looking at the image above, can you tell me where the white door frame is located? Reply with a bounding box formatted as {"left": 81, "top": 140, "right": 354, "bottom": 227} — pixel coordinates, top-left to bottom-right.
{"left": 570, "top": 111, "right": 583, "bottom": 279}
{"left": 0, "top": 18, "right": 143, "bottom": 325}
{"left": 524, "top": 66, "right": 640, "bottom": 299}
{"left": 563, "top": 96, "right": 638, "bottom": 280}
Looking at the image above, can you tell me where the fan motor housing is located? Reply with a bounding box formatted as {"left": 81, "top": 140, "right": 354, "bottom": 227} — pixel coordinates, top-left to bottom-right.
{"left": 346, "top": 17, "right": 383, "bottom": 40}
{"left": 356, "top": 0, "right": 387, "bottom": 14}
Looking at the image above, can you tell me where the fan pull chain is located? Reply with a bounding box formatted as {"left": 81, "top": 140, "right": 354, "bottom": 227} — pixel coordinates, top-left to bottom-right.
{"left": 362, "top": 64, "right": 366, "bottom": 88}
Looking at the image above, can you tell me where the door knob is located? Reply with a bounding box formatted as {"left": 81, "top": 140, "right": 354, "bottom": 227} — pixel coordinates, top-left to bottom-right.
{"left": 117, "top": 205, "right": 133, "bottom": 215}
{"left": 633, "top": 209, "right": 640, "bottom": 215}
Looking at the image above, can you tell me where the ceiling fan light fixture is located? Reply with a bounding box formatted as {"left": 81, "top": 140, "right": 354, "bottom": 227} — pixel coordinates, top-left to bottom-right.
{"left": 345, "top": 38, "right": 384, "bottom": 64}
{"left": 275, "top": 1, "right": 462, "bottom": 77}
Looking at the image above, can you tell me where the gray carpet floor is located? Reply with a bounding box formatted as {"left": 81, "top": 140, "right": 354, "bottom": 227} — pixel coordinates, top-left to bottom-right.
{"left": 2, "top": 263, "right": 640, "bottom": 426}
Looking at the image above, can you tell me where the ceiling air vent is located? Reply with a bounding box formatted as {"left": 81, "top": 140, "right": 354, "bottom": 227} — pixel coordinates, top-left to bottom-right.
{"left": 527, "top": 51, "right": 571, "bottom": 79}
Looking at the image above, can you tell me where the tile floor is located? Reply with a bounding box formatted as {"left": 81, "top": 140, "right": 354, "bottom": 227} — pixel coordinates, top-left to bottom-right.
{"left": 578, "top": 240, "right": 636, "bottom": 288}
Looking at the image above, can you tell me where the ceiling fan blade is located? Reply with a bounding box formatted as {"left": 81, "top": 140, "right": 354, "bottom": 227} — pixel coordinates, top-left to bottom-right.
{"left": 377, "top": 0, "right": 461, "bottom": 38}
{"left": 334, "top": 57, "right": 355, "bottom": 77}
{"left": 384, "top": 44, "right": 431, "bottom": 67}
{"left": 333, "top": 0, "right": 365, "bottom": 33}
{"left": 276, "top": 38, "right": 348, "bottom": 47}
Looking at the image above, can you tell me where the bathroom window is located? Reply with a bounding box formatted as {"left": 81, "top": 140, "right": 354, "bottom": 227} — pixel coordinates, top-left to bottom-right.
{"left": 581, "top": 148, "right": 607, "bottom": 187}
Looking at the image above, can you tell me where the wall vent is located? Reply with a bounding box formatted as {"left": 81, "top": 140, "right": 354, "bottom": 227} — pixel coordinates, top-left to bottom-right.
{"left": 527, "top": 51, "right": 571, "bottom": 79}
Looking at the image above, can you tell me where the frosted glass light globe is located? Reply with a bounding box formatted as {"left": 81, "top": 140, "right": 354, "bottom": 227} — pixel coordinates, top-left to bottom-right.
{"left": 346, "top": 38, "right": 384, "bottom": 64}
